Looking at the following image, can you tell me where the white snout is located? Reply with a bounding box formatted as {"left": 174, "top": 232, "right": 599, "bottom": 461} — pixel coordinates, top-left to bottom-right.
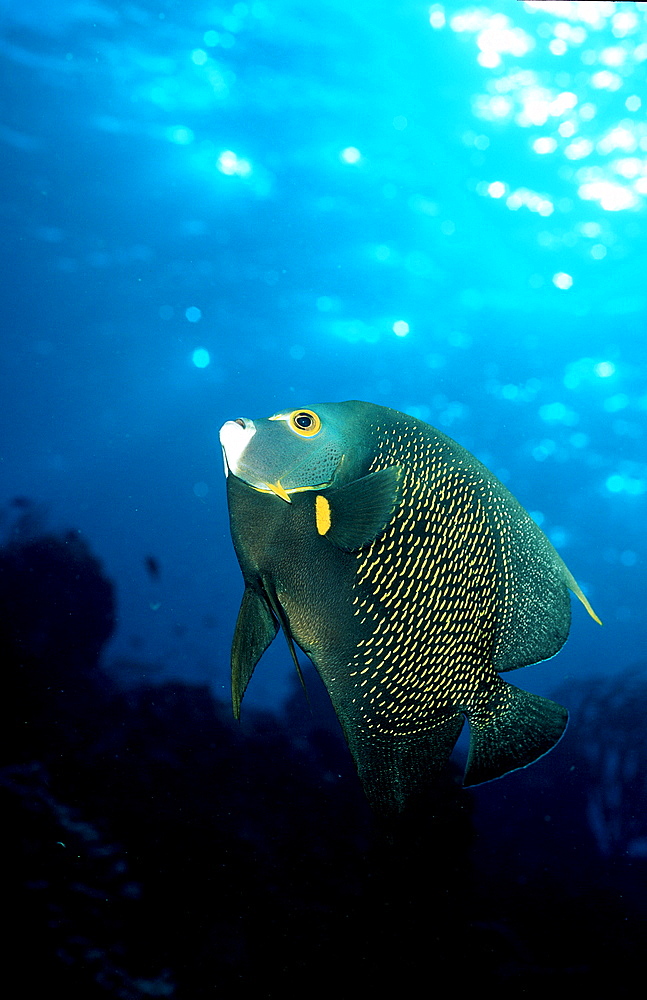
{"left": 219, "top": 419, "right": 256, "bottom": 477}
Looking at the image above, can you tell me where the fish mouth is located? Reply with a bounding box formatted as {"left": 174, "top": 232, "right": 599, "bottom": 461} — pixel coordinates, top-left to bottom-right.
{"left": 220, "top": 419, "right": 292, "bottom": 500}
{"left": 219, "top": 418, "right": 256, "bottom": 477}
{"left": 220, "top": 415, "right": 336, "bottom": 502}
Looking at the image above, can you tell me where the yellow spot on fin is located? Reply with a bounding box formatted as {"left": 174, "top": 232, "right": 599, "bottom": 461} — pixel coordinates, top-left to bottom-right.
{"left": 321, "top": 465, "right": 403, "bottom": 551}
{"left": 315, "top": 494, "right": 331, "bottom": 535}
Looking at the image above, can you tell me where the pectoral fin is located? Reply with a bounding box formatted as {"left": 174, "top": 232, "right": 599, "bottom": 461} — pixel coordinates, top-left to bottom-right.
{"left": 231, "top": 586, "right": 279, "bottom": 718}
{"left": 317, "top": 465, "right": 403, "bottom": 551}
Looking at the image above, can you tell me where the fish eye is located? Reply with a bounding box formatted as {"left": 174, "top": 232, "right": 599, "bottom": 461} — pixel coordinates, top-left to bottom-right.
{"left": 288, "top": 409, "right": 321, "bottom": 437}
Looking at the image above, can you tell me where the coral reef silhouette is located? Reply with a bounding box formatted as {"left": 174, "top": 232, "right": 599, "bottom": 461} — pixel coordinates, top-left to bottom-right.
{"left": 1, "top": 513, "right": 644, "bottom": 996}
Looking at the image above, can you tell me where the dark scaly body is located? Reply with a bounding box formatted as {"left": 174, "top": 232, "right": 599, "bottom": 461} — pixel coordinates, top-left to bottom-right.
{"left": 222, "top": 402, "right": 599, "bottom": 813}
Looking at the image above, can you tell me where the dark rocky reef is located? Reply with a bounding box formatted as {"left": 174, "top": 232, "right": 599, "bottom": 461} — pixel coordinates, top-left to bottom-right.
{"left": 1, "top": 510, "right": 644, "bottom": 996}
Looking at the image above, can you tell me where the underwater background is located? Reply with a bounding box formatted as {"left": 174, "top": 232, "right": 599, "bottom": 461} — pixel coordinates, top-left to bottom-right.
{"left": 1, "top": 1, "right": 645, "bottom": 994}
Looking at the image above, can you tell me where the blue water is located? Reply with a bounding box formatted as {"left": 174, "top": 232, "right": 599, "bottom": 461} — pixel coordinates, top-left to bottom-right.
{"left": 1, "top": 3, "right": 646, "bottom": 993}
{"left": 2, "top": 1, "right": 643, "bottom": 706}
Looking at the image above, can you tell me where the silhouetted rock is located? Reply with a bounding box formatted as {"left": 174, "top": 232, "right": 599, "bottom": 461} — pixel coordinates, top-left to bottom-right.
{"left": 1, "top": 523, "right": 645, "bottom": 996}
{"left": 0, "top": 530, "right": 116, "bottom": 766}
{"left": 0, "top": 529, "right": 115, "bottom": 666}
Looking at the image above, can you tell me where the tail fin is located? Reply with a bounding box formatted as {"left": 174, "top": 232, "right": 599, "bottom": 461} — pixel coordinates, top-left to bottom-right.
{"left": 464, "top": 680, "right": 568, "bottom": 787}
{"left": 345, "top": 712, "right": 465, "bottom": 815}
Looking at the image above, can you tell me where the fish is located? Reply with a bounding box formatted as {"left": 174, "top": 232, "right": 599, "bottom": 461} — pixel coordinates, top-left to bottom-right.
{"left": 144, "top": 555, "right": 161, "bottom": 580}
{"left": 219, "top": 401, "right": 600, "bottom": 813}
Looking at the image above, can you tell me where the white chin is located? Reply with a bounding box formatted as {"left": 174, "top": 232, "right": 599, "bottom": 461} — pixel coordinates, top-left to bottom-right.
{"left": 219, "top": 420, "right": 256, "bottom": 477}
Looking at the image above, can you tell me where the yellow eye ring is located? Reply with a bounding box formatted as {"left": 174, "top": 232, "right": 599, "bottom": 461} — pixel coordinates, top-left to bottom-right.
{"left": 288, "top": 409, "right": 321, "bottom": 437}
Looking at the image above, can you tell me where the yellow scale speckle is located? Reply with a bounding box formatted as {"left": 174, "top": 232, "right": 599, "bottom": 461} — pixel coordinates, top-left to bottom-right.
{"left": 347, "top": 425, "right": 501, "bottom": 739}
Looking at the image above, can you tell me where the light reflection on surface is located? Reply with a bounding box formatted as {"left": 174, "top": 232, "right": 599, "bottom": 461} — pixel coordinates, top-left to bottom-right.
{"left": 340, "top": 146, "right": 362, "bottom": 164}
{"left": 0, "top": 0, "right": 645, "bottom": 706}
{"left": 442, "top": 0, "right": 647, "bottom": 230}
{"left": 216, "top": 150, "right": 252, "bottom": 177}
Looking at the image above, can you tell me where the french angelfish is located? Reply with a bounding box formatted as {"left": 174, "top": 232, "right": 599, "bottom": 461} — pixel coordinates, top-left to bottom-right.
{"left": 219, "top": 401, "right": 600, "bottom": 813}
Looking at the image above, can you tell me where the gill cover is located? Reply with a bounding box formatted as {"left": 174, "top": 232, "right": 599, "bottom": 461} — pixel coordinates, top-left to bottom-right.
{"left": 220, "top": 406, "right": 345, "bottom": 499}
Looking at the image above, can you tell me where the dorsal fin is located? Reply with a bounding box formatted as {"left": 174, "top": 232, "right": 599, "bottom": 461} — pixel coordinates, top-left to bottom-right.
{"left": 562, "top": 566, "right": 602, "bottom": 625}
